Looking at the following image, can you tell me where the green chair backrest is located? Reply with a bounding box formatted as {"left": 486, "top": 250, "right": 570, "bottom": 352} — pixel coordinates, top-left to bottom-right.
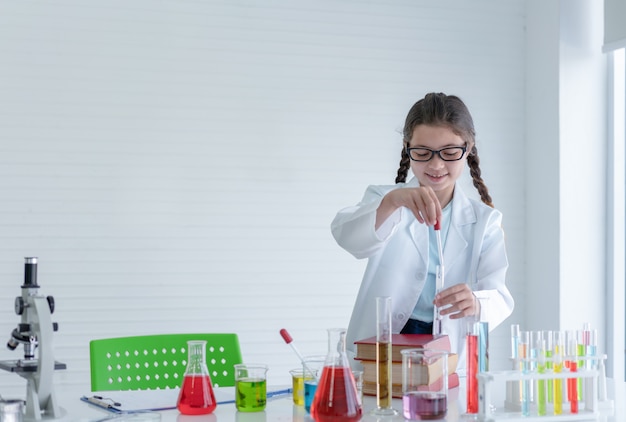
{"left": 89, "top": 333, "right": 242, "bottom": 391}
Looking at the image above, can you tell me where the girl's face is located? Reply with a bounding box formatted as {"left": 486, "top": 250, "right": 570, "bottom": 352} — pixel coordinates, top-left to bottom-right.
{"left": 408, "top": 124, "right": 468, "bottom": 207}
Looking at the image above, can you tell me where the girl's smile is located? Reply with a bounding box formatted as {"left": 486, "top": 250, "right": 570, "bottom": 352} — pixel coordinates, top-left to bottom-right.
{"left": 408, "top": 124, "right": 468, "bottom": 207}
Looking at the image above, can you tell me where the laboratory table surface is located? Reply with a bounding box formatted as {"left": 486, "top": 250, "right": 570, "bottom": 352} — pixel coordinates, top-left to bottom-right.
{"left": 8, "top": 378, "right": 625, "bottom": 422}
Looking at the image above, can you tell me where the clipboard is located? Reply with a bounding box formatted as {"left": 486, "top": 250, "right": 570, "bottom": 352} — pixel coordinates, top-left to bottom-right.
{"left": 80, "top": 387, "right": 292, "bottom": 413}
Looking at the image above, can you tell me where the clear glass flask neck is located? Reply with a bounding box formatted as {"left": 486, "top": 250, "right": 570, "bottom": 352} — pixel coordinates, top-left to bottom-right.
{"left": 185, "top": 340, "right": 210, "bottom": 375}
{"left": 325, "top": 328, "right": 349, "bottom": 367}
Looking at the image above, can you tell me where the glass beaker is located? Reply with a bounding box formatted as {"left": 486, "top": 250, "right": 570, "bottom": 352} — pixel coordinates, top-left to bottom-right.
{"left": 401, "top": 348, "right": 449, "bottom": 420}
{"left": 234, "top": 364, "right": 268, "bottom": 412}
{"left": 310, "top": 328, "right": 362, "bottom": 422}
{"left": 301, "top": 355, "right": 326, "bottom": 414}
{"left": 176, "top": 340, "right": 217, "bottom": 415}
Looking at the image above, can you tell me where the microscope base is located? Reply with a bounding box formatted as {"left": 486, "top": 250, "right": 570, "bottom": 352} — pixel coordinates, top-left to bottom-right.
{"left": 23, "top": 408, "right": 67, "bottom": 422}
{"left": 25, "top": 380, "right": 66, "bottom": 422}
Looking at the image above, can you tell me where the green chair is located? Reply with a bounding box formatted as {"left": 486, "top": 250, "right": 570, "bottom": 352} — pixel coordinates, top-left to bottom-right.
{"left": 89, "top": 333, "right": 242, "bottom": 391}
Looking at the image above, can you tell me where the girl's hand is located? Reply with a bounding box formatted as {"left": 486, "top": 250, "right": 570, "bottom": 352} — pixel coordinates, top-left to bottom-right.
{"left": 376, "top": 186, "right": 442, "bottom": 228}
{"left": 434, "top": 284, "right": 480, "bottom": 320}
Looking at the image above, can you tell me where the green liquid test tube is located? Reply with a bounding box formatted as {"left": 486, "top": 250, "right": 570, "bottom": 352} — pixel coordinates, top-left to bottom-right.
{"left": 537, "top": 359, "right": 547, "bottom": 416}
{"left": 553, "top": 332, "right": 564, "bottom": 415}
{"left": 543, "top": 331, "right": 554, "bottom": 403}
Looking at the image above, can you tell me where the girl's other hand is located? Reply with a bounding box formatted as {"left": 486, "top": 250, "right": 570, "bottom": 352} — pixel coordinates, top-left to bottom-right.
{"left": 377, "top": 186, "right": 442, "bottom": 227}
{"left": 434, "top": 284, "right": 480, "bottom": 319}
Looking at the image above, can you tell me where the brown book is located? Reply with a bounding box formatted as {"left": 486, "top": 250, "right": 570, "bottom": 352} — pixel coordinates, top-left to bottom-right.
{"left": 362, "top": 373, "right": 460, "bottom": 398}
{"left": 360, "top": 353, "right": 458, "bottom": 385}
{"left": 354, "top": 334, "right": 451, "bottom": 362}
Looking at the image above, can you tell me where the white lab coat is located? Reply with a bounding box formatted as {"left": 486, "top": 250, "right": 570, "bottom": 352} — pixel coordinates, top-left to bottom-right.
{"left": 331, "top": 178, "right": 514, "bottom": 374}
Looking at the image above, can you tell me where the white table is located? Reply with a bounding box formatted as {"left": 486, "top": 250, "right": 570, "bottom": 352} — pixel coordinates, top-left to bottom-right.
{"left": 14, "top": 378, "right": 626, "bottom": 422}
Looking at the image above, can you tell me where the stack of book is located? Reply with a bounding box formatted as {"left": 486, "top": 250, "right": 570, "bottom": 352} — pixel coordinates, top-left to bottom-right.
{"left": 354, "top": 334, "right": 459, "bottom": 398}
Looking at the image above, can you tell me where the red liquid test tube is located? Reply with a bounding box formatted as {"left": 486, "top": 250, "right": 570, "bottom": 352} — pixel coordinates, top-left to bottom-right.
{"left": 466, "top": 324, "right": 479, "bottom": 414}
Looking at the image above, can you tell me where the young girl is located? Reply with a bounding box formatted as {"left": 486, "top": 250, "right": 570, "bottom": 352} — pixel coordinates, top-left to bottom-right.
{"left": 331, "top": 92, "right": 514, "bottom": 372}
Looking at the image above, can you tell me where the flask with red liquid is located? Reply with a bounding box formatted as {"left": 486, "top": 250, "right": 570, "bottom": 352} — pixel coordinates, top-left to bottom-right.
{"left": 177, "top": 340, "right": 217, "bottom": 415}
{"left": 310, "top": 328, "right": 362, "bottom": 422}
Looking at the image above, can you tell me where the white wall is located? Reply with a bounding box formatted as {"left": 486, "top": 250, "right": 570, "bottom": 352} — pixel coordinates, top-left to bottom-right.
{"left": 0, "top": 0, "right": 527, "bottom": 393}
{"left": 525, "top": 0, "right": 610, "bottom": 369}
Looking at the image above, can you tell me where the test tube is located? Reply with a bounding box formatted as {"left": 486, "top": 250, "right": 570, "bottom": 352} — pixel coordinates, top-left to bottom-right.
{"left": 466, "top": 322, "right": 479, "bottom": 414}
{"left": 543, "top": 330, "right": 554, "bottom": 403}
{"left": 518, "top": 331, "right": 530, "bottom": 417}
{"left": 530, "top": 331, "right": 542, "bottom": 402}
{"left": 569, "top": 333, "right": 579, "bottom": 414}
{"left": 584, "top": 326, "right": 598, "bottom": 409}
{"left": 587, "top": 326, "right": 597, "bottom": 369}
{"left": 576, "top": 329, "right": 585, "bottom": 401}
{"left": 510, "top": 324, "right": 520, "bottom": 361}
{"left": 432, "top": 265, "right": 444, "bottom": 336}
{"left": 553, "top": 331, "right": 564, "bottom": 415}
{"left": 506, "top": 324, "right": 521, "bottom": 409}
{"left": 536, "top": 337, "right": 547, "bottom": 416}
{"left": 478, "top": 322, "right": 489, "bottom": 373}
{"left": 564, "top": 330, "right": 578, "bottom": 409}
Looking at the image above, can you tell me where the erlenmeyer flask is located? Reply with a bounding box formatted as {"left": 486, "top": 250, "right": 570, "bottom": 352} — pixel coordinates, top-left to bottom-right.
{"left": 177, "top": 340, "right": 217, "bottom": 415}
{"left": 310, "top": 328, "right": 362, "bottom": 422}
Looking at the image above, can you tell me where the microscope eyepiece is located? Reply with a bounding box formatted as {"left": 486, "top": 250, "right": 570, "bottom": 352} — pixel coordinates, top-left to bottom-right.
{"left": 23, "top": 257, "right": 39, "bottom": 288}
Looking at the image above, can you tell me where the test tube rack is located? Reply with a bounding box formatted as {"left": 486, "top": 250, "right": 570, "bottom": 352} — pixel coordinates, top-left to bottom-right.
{"left": 476, "top": 355, "right": 614, "bottom": 422}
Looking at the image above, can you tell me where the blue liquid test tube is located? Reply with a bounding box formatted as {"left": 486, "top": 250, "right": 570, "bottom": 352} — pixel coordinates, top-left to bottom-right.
{"left": 478, "top": 322, "right": 489, "bottom": 373}
{"left": 587, "top": 328, "right": 597, "bottom": 368}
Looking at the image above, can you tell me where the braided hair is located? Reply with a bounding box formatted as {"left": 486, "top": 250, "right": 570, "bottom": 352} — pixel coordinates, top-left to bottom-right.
{"left": 395, "top": 92, "right": 493, "bottom": 208}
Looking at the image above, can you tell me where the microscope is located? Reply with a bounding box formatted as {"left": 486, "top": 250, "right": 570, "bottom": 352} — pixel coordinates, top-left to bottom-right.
{"left": 0, "top": 257, "right": 66, "bottom": 420}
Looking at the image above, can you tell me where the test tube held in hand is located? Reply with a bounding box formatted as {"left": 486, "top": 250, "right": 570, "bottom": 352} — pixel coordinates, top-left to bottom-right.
{"left": 432, "top": 265, "right": 444, "bottom": 336}
{"left": 432, "top": 220, "right": 445, "bottom": 337}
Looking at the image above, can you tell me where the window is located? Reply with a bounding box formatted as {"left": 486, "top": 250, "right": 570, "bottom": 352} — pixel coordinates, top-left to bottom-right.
{"left": 608, "top": 47, "right": 625, "bottom": 381}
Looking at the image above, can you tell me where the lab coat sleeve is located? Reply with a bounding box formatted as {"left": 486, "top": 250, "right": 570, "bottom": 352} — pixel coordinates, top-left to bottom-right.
{"left": 472, "top": 209, "right": 514, "bottom": 330}
{"left": 330, "top": 184, "right": 401, "bottom": 259}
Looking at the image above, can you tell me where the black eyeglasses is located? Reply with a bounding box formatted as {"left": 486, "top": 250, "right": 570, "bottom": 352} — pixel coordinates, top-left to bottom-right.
{"left": 406, "top": 145, "right": 467, "bottom": 162}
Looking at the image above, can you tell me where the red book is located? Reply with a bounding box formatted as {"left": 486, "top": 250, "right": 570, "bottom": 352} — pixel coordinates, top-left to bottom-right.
{"left": 354, "top": 334, "right": 451, "bottom": 362}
